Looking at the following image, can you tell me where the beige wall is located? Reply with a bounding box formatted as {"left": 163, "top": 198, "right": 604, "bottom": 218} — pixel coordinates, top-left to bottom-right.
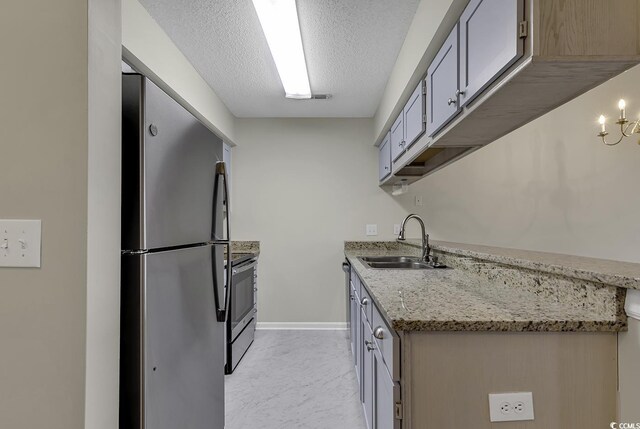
{"left": 231, "top": 119, "right": 413, "bottom": 324}
{"left": 0, "top": 1, "right": 121, "bottom": 428}
{"left": 407, "top": 66, "right": 640, "bottom": 261}
{"left": 405, "top": 66, "right": 640, "bottom": 421}
{"left": 122, "top": 0, "right": 237, "bottom": 144}
{"left": 0, "top": 0, "right": 89, "bottom": 427}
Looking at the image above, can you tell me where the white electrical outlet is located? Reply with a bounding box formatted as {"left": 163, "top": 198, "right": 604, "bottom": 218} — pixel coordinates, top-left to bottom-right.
{"left": 365, "top": 224, "right": 378, "bottom": 236}
{"left": 489, "top": 392, "right": 534, "bottom": 422}
{"left": 393, "top": 224, "right": 401, "bottom": 235}
{"left": 415, "top": 196, "right": 423, "bottom": 206}
{"left": 0, "top": 219, "right": 42, "bottom": 268}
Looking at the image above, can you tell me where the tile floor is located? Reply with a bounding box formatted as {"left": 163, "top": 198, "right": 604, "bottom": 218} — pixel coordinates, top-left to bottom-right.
{"left": 225, "top": 330, "right": 366, "bottom": 429}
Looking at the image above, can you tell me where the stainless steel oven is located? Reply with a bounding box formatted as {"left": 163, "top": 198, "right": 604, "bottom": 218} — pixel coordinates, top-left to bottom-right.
{"left": 225, "top": 255, "right": 258, "bottom": 374}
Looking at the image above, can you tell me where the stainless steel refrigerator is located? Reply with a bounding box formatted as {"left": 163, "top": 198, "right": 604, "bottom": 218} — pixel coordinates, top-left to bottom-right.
{"left": 120, "top": 73, "right": 231, "bottom": 429}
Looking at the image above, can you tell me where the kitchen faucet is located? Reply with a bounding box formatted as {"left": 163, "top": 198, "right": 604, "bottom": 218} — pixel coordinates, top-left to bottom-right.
{"left": 397, "top": 214, "right": 430, "bottom": 262}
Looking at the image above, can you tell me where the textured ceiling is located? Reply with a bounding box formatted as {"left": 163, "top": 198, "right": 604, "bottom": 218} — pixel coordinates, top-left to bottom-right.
{"left": 137, "top": 0, "right": 420, "bottom": 117}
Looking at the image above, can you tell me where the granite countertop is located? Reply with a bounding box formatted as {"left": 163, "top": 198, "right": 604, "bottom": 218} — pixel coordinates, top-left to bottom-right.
{"left": 429, "top": 240, "right": 640, "bottom": 290}
{"left": 226, "top": 241, "right": 260, "bottom": 263}
{"left": 231, "top": 241, "right": 260, "bottom": 255}
{"left": 345, "top": 242, "right": 626, "bottom": 333}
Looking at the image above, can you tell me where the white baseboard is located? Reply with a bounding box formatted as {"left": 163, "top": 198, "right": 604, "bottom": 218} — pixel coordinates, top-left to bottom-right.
{"left": 256, "top": 322, "right": 348, "bottom": 330}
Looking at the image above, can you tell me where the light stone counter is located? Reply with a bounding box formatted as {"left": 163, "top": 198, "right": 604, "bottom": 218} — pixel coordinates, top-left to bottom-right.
{"left": 429, "top": 240, "right": 640, "bottom": 290}
{"left": 231, "top": 241, "right": 260, "bottom": 255}
{"left": 345, "top": 241, "right": 626, "bottom": 332}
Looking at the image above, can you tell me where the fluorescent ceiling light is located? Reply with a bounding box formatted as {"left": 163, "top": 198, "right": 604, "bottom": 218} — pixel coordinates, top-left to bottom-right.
{"left": 252, "top": 0, "right": 312, "bottom": 99}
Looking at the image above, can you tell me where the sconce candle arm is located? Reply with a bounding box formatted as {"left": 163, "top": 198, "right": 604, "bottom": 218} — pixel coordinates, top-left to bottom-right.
{"left": 598, "top": 132, "right": 624, "bottom": 146}
{"left": 619, "top": 120, "right": 639, "bottom": 138}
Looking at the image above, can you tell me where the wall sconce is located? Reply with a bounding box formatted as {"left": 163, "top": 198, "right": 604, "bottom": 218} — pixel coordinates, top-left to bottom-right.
{"left": 597, "top": 99, "right": 640, "bottom": 146}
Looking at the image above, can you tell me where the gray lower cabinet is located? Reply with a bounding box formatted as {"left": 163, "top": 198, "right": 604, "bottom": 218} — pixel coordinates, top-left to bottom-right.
{"left": 362, "top": 312, "right": 374, "bottom": 429}
{"left": 390, "top": 113, "right": 405, "bottom": 162}
{"left": 459, "top": 0, "right": 524, "bottom": 107}
{"left": 353, "top": 281, "right": 362, "bottom": 393}
{"left": 350, "top": 270, "right": 401, "bottom": 429}
{"left": 426, "top": 23, "right": 461, "bottom": 136}
{"left": 349, "top": 282, "right": 358, "bottom": 363}
{"left": 403, "top": 81, "right": 426, "bottom": 150}
{"left": 378, "top": 132, "right": 391, "bottom": 181}
{"left": 373, "top": 347, "right": 401, "bottom": 429}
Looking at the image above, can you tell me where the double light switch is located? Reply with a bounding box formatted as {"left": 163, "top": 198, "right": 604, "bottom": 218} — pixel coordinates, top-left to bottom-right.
{"left": 0, "top": 219, "right": 41, "bottom": 268}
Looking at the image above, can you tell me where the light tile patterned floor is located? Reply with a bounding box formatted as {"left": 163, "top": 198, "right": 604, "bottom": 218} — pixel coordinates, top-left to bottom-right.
{"left": 225, "top": 330, "right": 366, "bottom": 429}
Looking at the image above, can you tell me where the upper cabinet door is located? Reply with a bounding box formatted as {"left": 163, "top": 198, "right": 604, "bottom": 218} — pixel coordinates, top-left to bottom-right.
{"left": 426, "top": 24, "right": 460, "bottom": 137}
{"left": 403, "top": 81, "right": 426, "bottom": 150}
{"left": 459, "top": 0, "right": 524, "bottom": 107}
{"left": 390, "top": 113, "right": 405, "bottom": 162}
{"left": 379, "top": 132, "right": 392, "bottom": 181}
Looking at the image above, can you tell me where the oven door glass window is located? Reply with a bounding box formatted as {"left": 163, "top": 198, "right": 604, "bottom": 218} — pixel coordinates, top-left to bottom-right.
{"left": 230, "top": 262, "right": 255, "bottom": 340}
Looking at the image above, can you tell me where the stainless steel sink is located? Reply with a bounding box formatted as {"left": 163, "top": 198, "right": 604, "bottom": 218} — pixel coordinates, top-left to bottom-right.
{"left": 358, "top": 257, "right": 448, "bottom": 270}
{"left": 359, "top": 256, "right": 419, "bottom": 263}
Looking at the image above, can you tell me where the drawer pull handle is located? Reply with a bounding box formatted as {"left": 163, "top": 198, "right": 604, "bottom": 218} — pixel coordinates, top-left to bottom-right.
{"left": 455, "top": 89, "right": 465, "bottom": 97}
{"left": 365, "top": 340, "right": 375, "bottom": 351}
{"left": 374, "top": 327, "right": 385, "bottom": 340}
{"left": 361, "top": 298, "right": 369, "bottom": 306}
{"left": 447, "top": 98, "right": 456, "bottom": 106}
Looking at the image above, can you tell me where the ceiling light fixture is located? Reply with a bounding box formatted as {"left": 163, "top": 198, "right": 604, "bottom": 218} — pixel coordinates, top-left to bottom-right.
{"left": 252, "top": 0, "right": 311, "bottom": 99}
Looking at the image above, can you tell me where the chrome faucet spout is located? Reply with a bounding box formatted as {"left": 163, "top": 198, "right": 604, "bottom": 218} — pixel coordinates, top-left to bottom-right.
{"left": 397, "top": 214, "right": 430, "bottom": 262}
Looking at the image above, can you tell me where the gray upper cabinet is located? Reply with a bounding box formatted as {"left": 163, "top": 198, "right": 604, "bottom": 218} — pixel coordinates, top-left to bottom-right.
{"left": 403, "top": 81, "right": 426, "bottom": 150}
{"left": 459, "top": 0, "right": 524, "bottom": 107}
{"left": 379, "top": 132, "right": 392, "bottom": 181}
{"left": 426, "top": 24, "right": 460, "bottom": 137}
{"left": 390, "top": 113, "right": 405, "bottom": 162}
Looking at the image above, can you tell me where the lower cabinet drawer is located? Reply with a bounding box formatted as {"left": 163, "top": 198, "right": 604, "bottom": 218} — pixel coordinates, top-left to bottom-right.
{"left": 372, "top": 301, "right": 399, "bottom": 381}
{"left": 360, "top": 285, "right": 373, "bottom": 323}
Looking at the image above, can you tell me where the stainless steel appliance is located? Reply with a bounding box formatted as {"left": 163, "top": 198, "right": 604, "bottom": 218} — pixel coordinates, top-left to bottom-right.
{"left": 119, "top": 73, "right": 231, "bottom": 429}
{"left": 225, "top": 254, "right": 258, "bottom": 374}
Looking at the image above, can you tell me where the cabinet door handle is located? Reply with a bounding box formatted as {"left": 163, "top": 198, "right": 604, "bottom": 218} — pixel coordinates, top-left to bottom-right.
{"left": 361, "top": 298, "right": 369, "bottom": 306}
{"left": 455, "top": 89, "right": 465, "bottom": 97}
{"left": 374, "top": 327, "right": 385, "bottom": 340}
{"left": 365, "top": 340, "right": 375, "bottom": 351}
{"left": 447, "top": 98, "right": 456, "bottom": 106}
{"left": 384, "top": 166, "right": 389, "bottom": 171}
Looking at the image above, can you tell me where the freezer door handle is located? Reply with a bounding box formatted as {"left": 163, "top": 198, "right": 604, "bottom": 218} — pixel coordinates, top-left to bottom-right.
{"left": 214, "top": 162, "right": 232, "bottom": 322}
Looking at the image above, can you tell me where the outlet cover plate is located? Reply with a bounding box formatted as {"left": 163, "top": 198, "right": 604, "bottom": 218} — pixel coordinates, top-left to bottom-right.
{"left": 366, "top": 224, "right": 378, "bottom": 236}
{"left": 489, "top": 392, "right": 534, "bottom": 422}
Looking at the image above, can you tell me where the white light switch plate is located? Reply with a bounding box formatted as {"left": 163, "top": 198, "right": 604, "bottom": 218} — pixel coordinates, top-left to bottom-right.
{"left": 393, "top": 224, "right": 401, "bottom": 235}
{"left": 365, "top": 224, "right": 378, "bottom": 236}
{"left": 0, "top": 220, "right": 42, "bottom": 268}
{"left": 415, "top": 196, "right": 423, "bottom": 206}
{"left": 489, "top": 392, "right": 534, "bottom": 422}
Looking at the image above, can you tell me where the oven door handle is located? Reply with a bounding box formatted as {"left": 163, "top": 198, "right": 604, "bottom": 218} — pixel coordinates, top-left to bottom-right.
{"left": 232, "top": 260, "right": 257, "bottom": 275}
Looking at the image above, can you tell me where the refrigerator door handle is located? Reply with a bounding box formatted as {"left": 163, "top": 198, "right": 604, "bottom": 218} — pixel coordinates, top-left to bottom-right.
{"left": 214, "top": 162, "right": 232, "bottom": 322}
